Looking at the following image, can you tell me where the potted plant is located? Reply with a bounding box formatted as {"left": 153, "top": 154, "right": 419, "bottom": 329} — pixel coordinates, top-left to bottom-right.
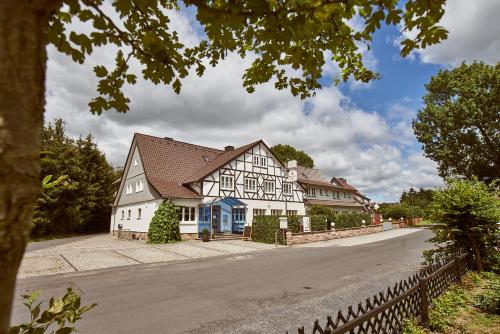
{"left": 201, "top": 228, "right": 210, "bottom": 242}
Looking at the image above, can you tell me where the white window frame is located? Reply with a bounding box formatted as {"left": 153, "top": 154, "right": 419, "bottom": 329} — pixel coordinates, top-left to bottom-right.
{"left": 220, "top": 175, "right": 234, "bottom": 190}
{"left": 127, "top": 210, "right": 131, "bottom": 220}
{"left": 245, "top": 178, "right": 257, "bottom": 192}
{"left": 135, "top": 179, "right": 144, "bottom": 192}
{"left": 271, "top": 209, "right": 283, "bottom": 216}
{"left": 264, "top": 181, "right": 275, "bottom": 194}
{"left": 253, "top": 155, "right": 260, "bottom": 165}
{"left": 179, "top": 206, "right": 196, "bottom": 222}
{"left": 137, "top": 208, "right": 142, "bottom": 220}
{"left": 307, "top": 188, "right": 316, "bottom": 197}
{"left": 260, "top": 156, "right": 267, "bottom": 167}
{"left": 253, "top": 208, "right": 266, "bottom": 216}
{"left": 283, "top": 183, "right": 292, "bottom": 195}
{"left": 286, "top": 210, "right": 298, "bottom": 216}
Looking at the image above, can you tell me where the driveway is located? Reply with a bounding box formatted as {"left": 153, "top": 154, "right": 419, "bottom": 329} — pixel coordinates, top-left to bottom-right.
{"left": 19, "top": 235, "right": 278, "bottom": 278}
{"left": 13, "top": 228, "right": 431, "bottom": 333}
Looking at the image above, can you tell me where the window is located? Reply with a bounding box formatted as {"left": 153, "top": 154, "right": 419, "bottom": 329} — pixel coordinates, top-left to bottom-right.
{"left": 127, "top": 210, "right": 131, "bottom": 220}
{"left": 232, "top": 208, "right": 246, "bottom": 221}
{"left": 137, "top": 208, "right": 142, "bottom": 219}
{"left": 134, "top": 158, "right": 138, "bottom": 166}
{"left": 333, "top": 210, "right": 339, "bottom": 215}
{"left": 344, "top": 192, "right": 351, "bottom": 199}
{"left": 135, "top": 179, "right": 144, "bottom": 192}
{"left": 260, "top": 156, "right": 267, "bottom": 167}
{"left": 125, "top": 183, "right": 133, "bottom": 195}
{"left": 307, "top": 188, "right": 316, "bottom": 197}
{"left": 253, "top": 208, "right": 266, "bottom": 216}
{"left": 178, "top": 206, "right": 196, "bottom": 222}
{"left": 325, "top": 189, "right": 329, "bottom": 196}
{"left": 121, "top": 210, "right": 124, "bottom": 220}
{"left": 253, "top": 155, "right": 260, "bottom": 165}
{"left": 320, "top": 189, "right": 323, "bottom": 196}
{"left": 342, "top": 211, "right": 349, "bottom": 214}
{"left": 286, "top": 210, "right": 298, "bottom": 216}
{"left": 220, "top": 175, "right": 234, "bottom": 190}
{"left": 245, "top": 178, "right": 257, "bottom": 192}
{"left": 283, "top": 183, "right": 292, "bottom": 195}
{"left": 271, "top": 209, "right": 283, "bottom": 216}
{"left": 264, "top": 181, "right": 275, "bottom": 194}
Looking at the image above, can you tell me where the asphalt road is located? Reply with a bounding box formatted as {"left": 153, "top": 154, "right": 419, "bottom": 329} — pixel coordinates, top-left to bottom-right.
{"left": 12, "top": 229, "right": 433, "bottom": 334}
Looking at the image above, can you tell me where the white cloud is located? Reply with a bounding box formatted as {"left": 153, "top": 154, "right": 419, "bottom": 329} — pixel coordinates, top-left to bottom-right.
{"left": 401, "top": 0, "right": 500, "bottom": 66}
{"left": 44, "top": 7, "right": 445, "bottom": 202}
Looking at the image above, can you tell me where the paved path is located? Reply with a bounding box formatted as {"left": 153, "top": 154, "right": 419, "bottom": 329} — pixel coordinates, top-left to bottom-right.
{"left": 13, "top": 228, "right": 431, "bottom": 333}
{"left": 19, "top": 235, "right": 278, "bottom": 278}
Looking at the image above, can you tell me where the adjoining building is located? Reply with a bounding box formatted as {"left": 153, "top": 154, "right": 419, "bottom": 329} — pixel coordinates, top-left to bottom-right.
{"left": 291, "top": 166, "right": 369, "bottom": 214}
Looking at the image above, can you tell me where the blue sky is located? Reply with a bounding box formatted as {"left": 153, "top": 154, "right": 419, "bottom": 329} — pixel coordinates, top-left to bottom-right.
{"left": 44, "top": 0, "right": 499, "bottom": 202}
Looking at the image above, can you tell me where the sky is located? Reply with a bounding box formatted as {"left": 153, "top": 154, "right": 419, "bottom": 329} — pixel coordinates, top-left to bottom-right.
{"left": 44, "top": 0, "right": 500, "bottom": 202}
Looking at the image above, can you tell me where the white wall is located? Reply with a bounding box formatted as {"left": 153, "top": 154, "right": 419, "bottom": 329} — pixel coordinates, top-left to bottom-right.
{"left": 111, "top": 198, "right": 202, "bottom": 234}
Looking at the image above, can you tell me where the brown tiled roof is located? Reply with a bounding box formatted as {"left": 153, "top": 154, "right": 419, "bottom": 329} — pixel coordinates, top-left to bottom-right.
{"left": 183, "top": 140, "right": 262, "bottom": 183}
{"left": 305, "top": 199, "right": 363, "bottom": 207}
{"left": 135, "top": 133, "right": 223, "bottom": 199}
{"left": 296, "top": 166, "right": 345, "bottom": 189}
{"left": 331, "top": 177, "right": 368, "bottom": 199}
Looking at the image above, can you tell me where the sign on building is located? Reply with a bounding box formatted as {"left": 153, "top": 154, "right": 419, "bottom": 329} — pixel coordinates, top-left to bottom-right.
{"left": 302, "top": 216, "right": 311, "bottom": 232}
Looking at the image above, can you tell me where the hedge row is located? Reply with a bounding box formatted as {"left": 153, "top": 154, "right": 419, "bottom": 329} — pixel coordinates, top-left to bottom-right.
{"left": 311, "top": 214, "right": 328, "bottom": 231}
{"left": 252, "top": 212, "right": 372, "bottom": 244}
{"left": 331, "top": 213, "right": 371, "bottom": 229}
{"left": 251, "top": 215, "right": 286, "bottom": 245}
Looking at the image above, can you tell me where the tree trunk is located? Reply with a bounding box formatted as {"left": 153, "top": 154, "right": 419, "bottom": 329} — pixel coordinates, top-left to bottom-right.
{"left": 0, "top": 1, "right": 60, "bottom": 332}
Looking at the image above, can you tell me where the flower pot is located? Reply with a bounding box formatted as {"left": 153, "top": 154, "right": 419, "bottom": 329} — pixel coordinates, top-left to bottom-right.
{"left": 202, "top": 234, "right": 210, "bottom": 242}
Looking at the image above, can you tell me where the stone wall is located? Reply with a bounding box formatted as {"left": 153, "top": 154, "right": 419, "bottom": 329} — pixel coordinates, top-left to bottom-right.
{"left": 114, "top": 229, "right": 197, "bottom": 241}
{"left": 286, "top": 223, "right": 401, "bottom": 245}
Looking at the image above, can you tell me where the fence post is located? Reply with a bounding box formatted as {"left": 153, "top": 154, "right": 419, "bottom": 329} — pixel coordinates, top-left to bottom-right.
{"left": 419, "top": 277, "right": 429, "bottom": 327}
{"left": 454, "top": 256, "right": 462, "bottom": 283}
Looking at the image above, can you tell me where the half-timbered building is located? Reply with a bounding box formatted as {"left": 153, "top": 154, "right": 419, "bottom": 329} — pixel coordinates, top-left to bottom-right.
{"left": 110, "top": 133, "right": 305, "bottom": 239}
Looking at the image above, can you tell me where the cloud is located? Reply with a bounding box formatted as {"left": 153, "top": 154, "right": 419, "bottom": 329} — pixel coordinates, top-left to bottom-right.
{"left": 44, "top": 7, "right": 445, "bottom": 202}
{"left": 400, "top": 0, "right": 500, "bottom": 66}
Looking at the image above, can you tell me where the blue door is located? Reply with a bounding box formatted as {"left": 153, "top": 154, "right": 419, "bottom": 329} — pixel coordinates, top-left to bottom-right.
{"left": 232, "top": 208, "right": 246, "bottom": 233}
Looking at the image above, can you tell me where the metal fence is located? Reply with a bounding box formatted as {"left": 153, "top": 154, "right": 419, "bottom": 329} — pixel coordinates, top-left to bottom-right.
{"left": 288, "top": 253, "right": 470, "bottom": 334}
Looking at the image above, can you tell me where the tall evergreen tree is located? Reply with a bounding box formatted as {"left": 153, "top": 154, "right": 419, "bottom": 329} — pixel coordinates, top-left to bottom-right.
{"left": 33, "top": 120, "right": 117, "bottom": 237}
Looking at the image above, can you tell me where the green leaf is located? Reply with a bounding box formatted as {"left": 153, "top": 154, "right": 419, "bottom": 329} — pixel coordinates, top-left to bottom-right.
{"left": 94, "top": 65, "right": 108, "bottom": 78}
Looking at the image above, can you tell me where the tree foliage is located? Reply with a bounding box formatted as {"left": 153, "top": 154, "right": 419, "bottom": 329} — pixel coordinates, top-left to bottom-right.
{"left": 147, "top": 200, "right": 181, "bottom": 244}
{"left": 9, "top": 288, "right": 96, "bottom": 334}
{"left": 424, "top": 179, "right": 500, "bottom": 272}
{"left": 271, "top": 144, "right": 314, "bottom": 168}
{"left": 33, "top": 119, "right": 118, "bottom": 238}
{"left": 413, "top": 62, "right": 500, "bottom": 183}
{"left": 48, "top": 0, "right": 449, "bottom": 113}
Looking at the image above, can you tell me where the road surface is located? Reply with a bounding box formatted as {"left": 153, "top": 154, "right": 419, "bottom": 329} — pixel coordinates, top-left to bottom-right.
{"left": 12, "top": 228, "right": 433, "bottom": 333}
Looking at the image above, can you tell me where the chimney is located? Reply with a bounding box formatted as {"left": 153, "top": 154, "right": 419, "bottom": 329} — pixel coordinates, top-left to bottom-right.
{"left": 224, "top": 145, "right": 234, "bottom": 152}
{"left": 164, "top": 137, "right": 173, "bottom": 141}
{"left": 339, "top": 177, "right": 346, "bottom": 183}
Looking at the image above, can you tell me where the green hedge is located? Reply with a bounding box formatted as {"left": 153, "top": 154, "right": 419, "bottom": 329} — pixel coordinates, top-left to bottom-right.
{"left": 331, "top": 213, "right": 371, "bottom": 229}
{"left": 287, "top": 215, "right": 303, "bottom": 233}
{"left": 311, "top": 214, "right": 328, "bottom": 231}
{"left": 251, "top": 215, "right": 286, "bottom": 244}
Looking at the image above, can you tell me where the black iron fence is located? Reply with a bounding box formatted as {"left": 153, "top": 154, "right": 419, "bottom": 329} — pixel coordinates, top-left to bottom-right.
{"left": 288, "top": 253, "right": 470, "bottom": 334}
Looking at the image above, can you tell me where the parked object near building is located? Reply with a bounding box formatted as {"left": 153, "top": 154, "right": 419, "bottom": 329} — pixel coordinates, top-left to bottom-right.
{"left": 110, "top": 134, "right": 306, "bottom": 240}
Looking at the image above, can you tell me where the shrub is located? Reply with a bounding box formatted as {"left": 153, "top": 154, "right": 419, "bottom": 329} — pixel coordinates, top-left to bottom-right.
{"left": 402, "top": 318, "right": 425, "bottom": 334}
{"left": 475, "top": 272, "right": 500, "bottom": 315}
{"left": 331, "top": 213, "right": 371, "bottom": 229}
{"left": 287, "top": 215, "right": 303, "bottom": 233}
{"left": 425, "top": 178, "right": 500, "bottom": 272}
{"left": 10, "top": 288, "right": 96, "bottom": 334}
{"left": 251, "top": 215, "right": 285, "bottom": 244}
{"left": 147, "top": 200, "right": 181, "bottom": 244}
{"left": 310, "top": 214, "right": 328, "bottom": 231}
{"left": 429, "top": 285, "right": 468, "bottom": 332}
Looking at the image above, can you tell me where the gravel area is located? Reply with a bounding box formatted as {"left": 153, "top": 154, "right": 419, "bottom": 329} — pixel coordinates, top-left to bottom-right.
{"left": 19, "top": 235, "right": 275, "bottom": 278}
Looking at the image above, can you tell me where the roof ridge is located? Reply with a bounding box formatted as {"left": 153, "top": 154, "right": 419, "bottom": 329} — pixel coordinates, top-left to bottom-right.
{"left": 135, "top": 132, "right": 224, "bottom": 153}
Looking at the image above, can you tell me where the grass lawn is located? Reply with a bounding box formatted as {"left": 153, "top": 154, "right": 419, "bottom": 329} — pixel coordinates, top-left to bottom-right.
{"left": 403, "top": 271, "right": 500, "bottom": 334}
{"left": 415, "top": 220, "right": 435, "bottom": 227}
